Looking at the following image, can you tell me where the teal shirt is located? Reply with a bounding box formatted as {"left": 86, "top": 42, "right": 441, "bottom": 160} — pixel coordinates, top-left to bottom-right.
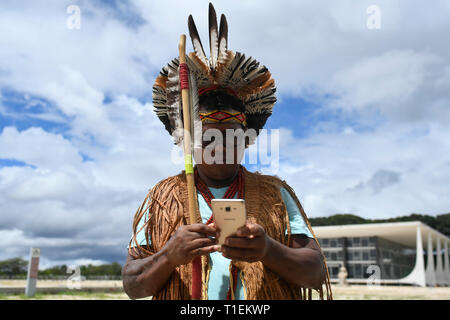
{"left": 132, "top": 185, "right": 313, "bottom": 300}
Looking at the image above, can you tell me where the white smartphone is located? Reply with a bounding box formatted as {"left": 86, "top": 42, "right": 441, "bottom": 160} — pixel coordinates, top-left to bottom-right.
{"left": 211, "top": 199, "right": 247, "bottom": 245}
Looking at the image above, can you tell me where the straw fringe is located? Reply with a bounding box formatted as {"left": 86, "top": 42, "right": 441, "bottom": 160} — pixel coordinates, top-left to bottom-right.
{"left": 128, "top": 167, "right": 332, "bottom": 300}
{"left": 201, "top": 255, "right": 210, "bottom": 300}
{"left": 239, "top": 270, "right": 248, "bottom": 300}
{"left": 278, "top": 177, "right": 334, "bottom": 300}
{"left": 228, "top": 263, "right": 236, "bottom": 300}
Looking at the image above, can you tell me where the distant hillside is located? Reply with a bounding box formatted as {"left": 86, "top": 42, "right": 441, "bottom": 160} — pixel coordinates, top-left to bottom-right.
{"left": 309, "top": 213, "right": 450, "bottom": 237}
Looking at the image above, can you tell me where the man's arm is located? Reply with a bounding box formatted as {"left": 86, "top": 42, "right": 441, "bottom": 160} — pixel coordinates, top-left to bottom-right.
{"left": 262, "top": 234, "right": 326, "bottom": 289}
{"left": 122, "top": 249, "right": 176, "bottom": 299}
{"left": 221, "top": 224, "right": 326, "bottom": 289}
{"left": 122, "top": 223, "right": 218, "bottom": 299}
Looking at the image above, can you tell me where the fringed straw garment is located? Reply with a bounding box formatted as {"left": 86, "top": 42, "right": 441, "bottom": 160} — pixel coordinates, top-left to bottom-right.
{"left": 129, "top": 167, "right": 332, "bottom": 300}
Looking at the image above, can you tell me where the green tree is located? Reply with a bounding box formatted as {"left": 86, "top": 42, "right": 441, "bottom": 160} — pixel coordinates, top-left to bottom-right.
{"left": 79, "top": 262, "right": 122, "bottom": 276}
{"left": 39, "top": 264, "right": 67, "bottom": 276}
{"left": 309, "top": 214, "right": 367, "bottom": 226}
{"left": 0, "top": 258, "right": 28, "bottom": 276}
{"left": 436, "top": 213, "right": 450, "bottom": 236}
{"left": 309, "top": 212, "right": 450, "bottom": 237}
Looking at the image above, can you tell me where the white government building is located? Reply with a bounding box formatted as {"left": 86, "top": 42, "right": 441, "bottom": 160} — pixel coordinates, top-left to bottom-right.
{"left": 313, "top": 221, "right": 450, "bottom": 286}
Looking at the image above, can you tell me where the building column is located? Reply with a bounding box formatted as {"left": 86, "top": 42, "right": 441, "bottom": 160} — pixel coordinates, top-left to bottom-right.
{"left": 425, "top": 232, "right": 436, "bottom": 287}
{"left": 444, "top": 240, "right": 450, "bottom": 286}
{"left": 398, "top": 225, "right": 425, "bottom": 287}
{"left": 435, "top": 237, "right": 445, "bottom": 286}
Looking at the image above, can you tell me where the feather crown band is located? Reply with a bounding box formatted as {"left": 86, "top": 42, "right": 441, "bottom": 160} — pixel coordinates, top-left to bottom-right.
{"left": 199, "top": 110, "right": 247, "bottom": 127}
{"left": 152, "top": 3, "right": 276, "bottom": 146}
{"left": 198, "top": 85, "right": 238, "bottom": 98}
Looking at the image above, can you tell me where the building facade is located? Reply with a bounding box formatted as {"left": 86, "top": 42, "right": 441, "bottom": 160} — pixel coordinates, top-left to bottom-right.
{"left": 319, "top": 236, "right": 415, "bottom": 280}
{"left": 313, "top": 221, "right": 450, "bottom": 286}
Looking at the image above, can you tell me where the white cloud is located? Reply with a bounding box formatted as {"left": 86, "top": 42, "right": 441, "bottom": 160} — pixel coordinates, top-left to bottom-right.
{"left": 1, "top": 0, "right": 450, "bottom": 267}
{"left": 276, "top": 122, "right": 450, "bottom": 219}
{"left": 350, "top": 169, "right": 401, "bottom": 194}
{"left": 327, "top": 49, "right": 450, "bottom": 124}
{"left": 0, "top": 94, "right": 179, "bottom": 266}
{"left": 331, "top": 50, "right": 433, "bottom": 108}
{"left": 0, "top": 126, "right": 82, "bottom": 169}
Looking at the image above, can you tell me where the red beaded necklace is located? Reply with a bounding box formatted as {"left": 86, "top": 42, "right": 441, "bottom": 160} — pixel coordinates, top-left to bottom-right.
{"left": 194, "top": 166, "right": 244, "bottom": 300}
{"left": 194, "top": 166, "right": 244, "bottom": 225}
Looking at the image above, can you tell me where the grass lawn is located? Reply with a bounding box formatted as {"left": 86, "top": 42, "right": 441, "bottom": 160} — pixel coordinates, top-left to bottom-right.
{"left": 1, "top": 285, "right": 449, "bottom": 300}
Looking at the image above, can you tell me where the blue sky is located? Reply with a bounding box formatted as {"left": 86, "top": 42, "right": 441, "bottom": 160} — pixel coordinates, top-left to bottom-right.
{"left": 1, "top": 0, "right": 450, "bottom": 267}
{"left": 0, "top": 89, "right": 70, "bottom": 134}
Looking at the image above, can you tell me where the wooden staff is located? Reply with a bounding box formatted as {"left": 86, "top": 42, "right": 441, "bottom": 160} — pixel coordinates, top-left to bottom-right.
{"left": 178, "top": 34, "right": 202, "bottom": 300}
{"left": 178, "top": 35, "right": 197, "bottom": 224}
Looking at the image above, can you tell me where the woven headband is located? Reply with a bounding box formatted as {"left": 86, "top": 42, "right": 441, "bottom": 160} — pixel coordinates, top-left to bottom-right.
{"left": 199, "top": 110, "right": 247, "bottom": 127}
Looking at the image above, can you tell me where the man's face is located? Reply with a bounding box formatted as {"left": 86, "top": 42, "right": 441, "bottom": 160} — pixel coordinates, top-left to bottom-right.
{"left": 195, "top": 122, "right": 245, "bottom": 181}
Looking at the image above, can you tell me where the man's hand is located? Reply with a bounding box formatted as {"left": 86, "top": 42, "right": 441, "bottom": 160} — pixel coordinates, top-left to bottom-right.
{"left": 220, "top": 223, "right": 269, "bottom": 262}
{"left": 163, "top": 224, "right": 219, "bottom": 267}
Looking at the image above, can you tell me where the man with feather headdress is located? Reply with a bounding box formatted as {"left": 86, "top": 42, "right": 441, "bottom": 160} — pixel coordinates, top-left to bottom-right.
{"left": 122, "top": 3, "right": 332, "bottom": 300}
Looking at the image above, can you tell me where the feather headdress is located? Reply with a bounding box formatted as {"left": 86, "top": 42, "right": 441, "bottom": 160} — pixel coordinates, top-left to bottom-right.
{"left": 152, "top": 3, "right": 276, "bottom": 146}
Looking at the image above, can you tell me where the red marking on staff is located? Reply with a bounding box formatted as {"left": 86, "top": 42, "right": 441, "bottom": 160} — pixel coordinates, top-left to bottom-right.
{"left": 191, "top": 256, "right": 202, "bottom": 299}
{"left": 179, "top": 63, "right": 189, "bottom": 90}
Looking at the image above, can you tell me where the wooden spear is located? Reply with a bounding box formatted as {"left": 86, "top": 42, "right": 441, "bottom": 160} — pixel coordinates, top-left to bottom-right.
{"left": 178, "top": 34, "right": 202, "bottom": 300}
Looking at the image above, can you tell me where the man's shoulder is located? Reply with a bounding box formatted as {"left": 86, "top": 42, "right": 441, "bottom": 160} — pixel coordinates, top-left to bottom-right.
{"left": 243, "top": 167, "right": 300, "bottom": 202}
{"left": 243, "top": 167, "right": 287, "bottom": 188}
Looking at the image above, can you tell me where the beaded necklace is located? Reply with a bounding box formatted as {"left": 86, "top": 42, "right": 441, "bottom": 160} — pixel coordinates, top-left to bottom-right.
{"left": 194, "top": 166, "right": 244, "bottom": 299}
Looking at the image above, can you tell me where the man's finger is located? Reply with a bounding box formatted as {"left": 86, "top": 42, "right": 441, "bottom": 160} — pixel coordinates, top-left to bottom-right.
{"left": 192, "top": 245, "right": 220, "bottom": 256}
{"left": 208, "top": 222, "right": 217, "bottom": 230}
{"left": 188, "top": 237, "right": 217, "bottom": 250}
{"left": 188, "top": 224, "right": 217, "bottom": 236}
{"left": 188, "top": 231, "right": 213, "bottom": 240}
{"left": 224, "top": 236, "right": 260, "bottom": 249}
{"left": 221, "top": 246, "right": 259, "bottom": 262}
{"left": 236, "top": 223, "right": 265, "bottom": 237}
{"left": 222, "top": 254, "right": 260, "bottom": 263}
{"left": 221, "top": 245, "right": 257, "bottom": 259}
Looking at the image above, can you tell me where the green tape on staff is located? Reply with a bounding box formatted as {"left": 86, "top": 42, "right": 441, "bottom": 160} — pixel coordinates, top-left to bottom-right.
{"left": 185, "top": 155, "right": 194, "bottom": 174}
